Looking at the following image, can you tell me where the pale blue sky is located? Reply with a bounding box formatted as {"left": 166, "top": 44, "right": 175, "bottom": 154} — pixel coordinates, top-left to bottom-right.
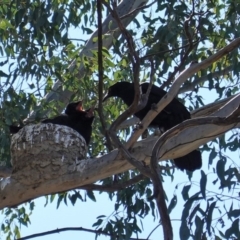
{"left": 0, "top": 2, "right": 239, "bottom": 240}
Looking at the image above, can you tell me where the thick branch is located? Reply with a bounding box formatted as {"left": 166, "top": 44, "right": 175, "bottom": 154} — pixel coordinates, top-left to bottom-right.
{"left": 96, "top": 0, "right": 113, "bottom": 151}
{"left": 104, "top": 1, "right": 152, "bottom": 178}
{"left": 1, "top": 93, "right": 240, "bottom": 209}
{"left": 126, "top": 38, "right": 240, "bottom": 148}
{"left": 2, "top": 93, "right": 238, "bottom": 179}
{"left": 19, "top": 226, "right": 144, "bottom": 240}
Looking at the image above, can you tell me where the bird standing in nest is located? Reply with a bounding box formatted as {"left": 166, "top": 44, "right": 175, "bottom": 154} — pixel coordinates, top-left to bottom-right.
{"left": 9, "top": 101, "right": 95, "bottom": 145}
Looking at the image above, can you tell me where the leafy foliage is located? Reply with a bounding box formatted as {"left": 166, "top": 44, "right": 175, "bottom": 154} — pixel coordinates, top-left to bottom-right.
{"left": 1, "top": 0, "right": 240, "bottom": 239}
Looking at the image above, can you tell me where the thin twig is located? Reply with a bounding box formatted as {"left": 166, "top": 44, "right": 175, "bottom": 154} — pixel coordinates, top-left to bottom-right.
{"left": 97, "top": 0, "right": 113, "bottom": 151}
{"left": 18, "top": 226, "right": 145, "bottom": 240}
{"left": 102, "top": 0, "right": 141, "bottom": 132}
{"left": 125, "top": 37, "right": 240, "bottom": 149}
{"left": 161, "top": 8, "right": 199, "bottom": 89}
{"left": 101, "top": 2, "right": 151, "bottom": 179}
{"left": 179, "top": 65, "right": 233, "bottom": 94}
{"left": 146, "top": 223, "right": 161, "bottom": 240}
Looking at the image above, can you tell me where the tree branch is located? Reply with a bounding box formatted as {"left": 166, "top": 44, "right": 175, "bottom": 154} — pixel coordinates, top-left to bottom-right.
{"left": 126, "top": 38, "right": 240, "bottom": 149}
{"left": 1, "top": 92, "right": 240, "bottom": 209}
{"left": 161, "top": 7, "right": 200, "bottom": 90}
{"left": 96, "top": 0, "right": 113, "bottom": 151}
{"left": 18, "top": 226, "right": 145, "bottom": 240}
{"left": 179, "top": 65, "right": 233, "bottom": 94}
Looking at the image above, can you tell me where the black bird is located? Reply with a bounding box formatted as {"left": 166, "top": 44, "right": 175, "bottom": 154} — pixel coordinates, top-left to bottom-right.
{"left": 9, "top": 101, "right": 94, "bottom": 145}
{"left": 103, "top": 81, "right": 202, "bottom": 171}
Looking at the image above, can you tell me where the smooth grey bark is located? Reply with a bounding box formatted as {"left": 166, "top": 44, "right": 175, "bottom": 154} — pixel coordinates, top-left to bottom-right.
{"left": 0, "top": 93, "right": 239, "bottom": 209}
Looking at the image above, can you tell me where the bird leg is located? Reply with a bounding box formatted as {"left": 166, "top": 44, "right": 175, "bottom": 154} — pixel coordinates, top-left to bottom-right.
{"left": 133, "top": 122, "right": 143, "bottom": 131}
{"left": 151, "top": 103, "right": 158, "bottom": 111}
{"left": 142, "top": 128, "right": 149, "bottom": 139}
{"left": 132, "top": 123, "right": 149, "bottom": 138}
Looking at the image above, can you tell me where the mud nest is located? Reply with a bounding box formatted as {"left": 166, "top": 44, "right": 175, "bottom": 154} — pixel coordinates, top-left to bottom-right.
{"left": 11, "top": 124, "right": 87, "bottom": 184}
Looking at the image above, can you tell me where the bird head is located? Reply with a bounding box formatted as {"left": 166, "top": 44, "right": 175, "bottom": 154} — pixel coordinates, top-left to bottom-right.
{"left": 103, "top": 82, "right": 132, "bottom": 102}
{"left": 65, "top": 101, "right": 83, "bottom": 115}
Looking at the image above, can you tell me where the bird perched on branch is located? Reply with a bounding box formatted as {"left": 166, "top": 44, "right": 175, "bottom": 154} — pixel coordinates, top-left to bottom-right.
{"left": 103, "top": 81, "right": 202, "bottom": 172}
{"left": 9, "top": 101, "right": 94, "bottom": 145}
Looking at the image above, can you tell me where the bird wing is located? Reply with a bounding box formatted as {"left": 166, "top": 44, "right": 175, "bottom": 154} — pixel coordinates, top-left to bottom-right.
{"left": 140, "top": 83, "right": 190, "bottom": 119}
{"left": 41, "top": 114, "right": 71, "bottom": 125}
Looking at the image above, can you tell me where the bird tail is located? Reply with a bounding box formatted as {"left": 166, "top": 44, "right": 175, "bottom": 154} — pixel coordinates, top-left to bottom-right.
{"left": 173, "top": 150, "right": 202, "bottom": 172}
{"left": 9, "top": 125, "right": 23, "bottom": 134}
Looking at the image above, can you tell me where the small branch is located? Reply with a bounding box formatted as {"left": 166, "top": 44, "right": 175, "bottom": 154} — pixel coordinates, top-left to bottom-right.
{"left": 191, "top": 94, "right": 237, "bottom": 118}
{"left": 117, "top": 116, "right": 139, "bottom": 130}
{"left": 126, "top": 38, "right": 240, "bottom": 149}
{"left": 147, "top": 223, "right": 161, "bottom": 240}
{"left": 18, "top": 226, "right": 145, "bottom": 240}
{"left": 137, "top": 59, "right": 156, "bottom": 112}
{"left": 101, "top": 1, "right": 152, "bottom": 179}
{"left": 161, "top": 12, "right": 199, "bottom": 89}
{"left": 109, "top": 133, "right": 152, "bottom": 178}
{"left": 179, "top": 65, "right": 233, "bottom": 94}
{"left": 150, "top": 166, "right": 173, "bottom": 240}
{"left": 97, "top": 0, "right": 113, "bottom": 151}
{"left": 141, "top": 40, "right": 200, "bottom": 61}
{"left": 102, "top": 0, "right": 141, "bottom": 132}
{"left": 150, "top": 142, "right": 173, "bottom": 240}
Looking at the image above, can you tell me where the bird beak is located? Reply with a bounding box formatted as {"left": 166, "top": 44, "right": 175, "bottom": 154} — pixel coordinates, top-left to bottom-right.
{"left": 76, "top": 101, "right": 83, "bottom": 111}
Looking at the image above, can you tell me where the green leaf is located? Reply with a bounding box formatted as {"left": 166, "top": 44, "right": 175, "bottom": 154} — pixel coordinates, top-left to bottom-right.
{"left": 56, "top": 194, "right": 64, "bottom": 209}
{"left": 0, "top": 70, "right": 8, "bottom": 77}
{"left": 92, "top": 219, "right": 103, "bottom": 228}
{"left": 225, "top": 219, "right": 240, "bottom": 238}
{"left": 200, "top": 170, "right": 207, "bottom": 199}
{"left": 86, "top": 190, "right": 96, "bottom": 202}
{"left": 228, "top": 209, "right": 240, "bottom": 219}
{"left": 179, "top": 220, "right": 190, "bottom": 240}
{"left": 15, "top": 8, "right": 26, "bottom": 26}
{"left": 0, "top": 19, "right": 13, "bottom": 30}
{"left": 168, "top": 195, "right": 177, "bottom": 214}
{"left": 181, "top": 184, "right": 191, "bottom": 201}
{"left": 209, "top": 148, "right": 217, "bottom": 165}
{"left": 194, "top": 215, "right": 204, "bottom": 239}
{"left": 206, "top": 201, "right": 216, "bottom": 235}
